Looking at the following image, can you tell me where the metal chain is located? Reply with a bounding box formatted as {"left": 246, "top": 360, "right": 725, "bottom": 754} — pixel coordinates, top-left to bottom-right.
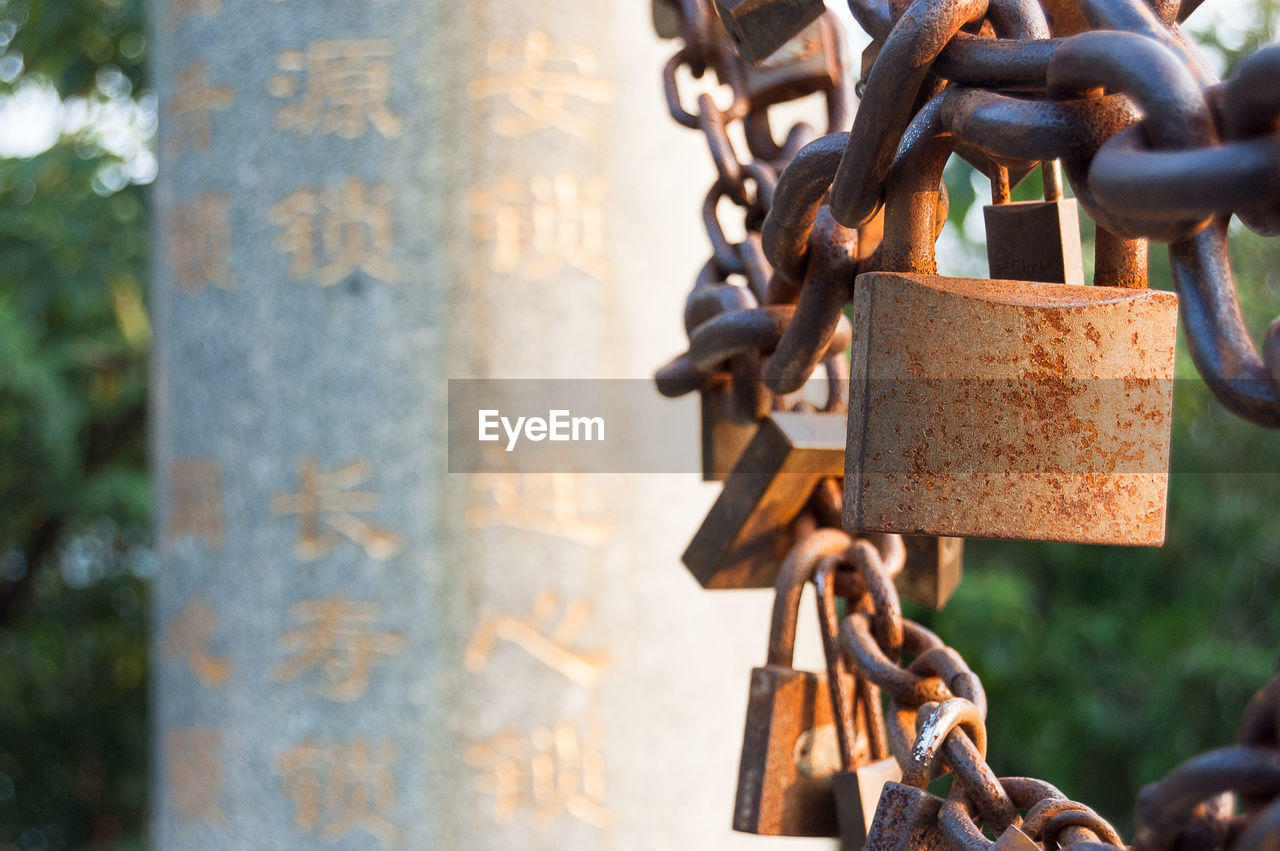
{"left": 651, "top": 0, "right": 1280, "bottom": 847}
{"left": 799, "top": 523, "right": 1280, "bottom": 851}
{"left": 660, "top": 0, "right": 1280, "bottom": 429}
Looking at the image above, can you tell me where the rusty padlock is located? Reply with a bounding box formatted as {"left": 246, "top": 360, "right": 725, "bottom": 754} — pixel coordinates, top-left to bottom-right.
{"left": 713, "top": 0, "right": 828, "bottom": 66}
{"left": 897, "top": 536, "right": 963, "bottom": 611}
{"left": 685, "top": 410, "right": 845, "bottom": 588}
{"left": 864, "top": 699, "right": 988, "bottom": 851}
{"left": 812, "top": 557, "right": 903, "bottom": 850}
{"left": 844, "top": 147, "right": 1179, "bottom": 546}
{"left": 734, "top": 530, "right": 853, "bottom": 836}
{"left": 984, "top": 161, "right": 1085, "bottom": 285}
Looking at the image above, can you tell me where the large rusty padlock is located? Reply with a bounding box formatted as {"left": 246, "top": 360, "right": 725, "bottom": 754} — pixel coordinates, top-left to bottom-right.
{"left": 844, "top": 154, "right": 1179, "bottom": 546}
{"left": 734, "top": 530, "right": 853, "bottom": 836}
{"left": 685, "top": 410, "right": 845, "bottom": 588}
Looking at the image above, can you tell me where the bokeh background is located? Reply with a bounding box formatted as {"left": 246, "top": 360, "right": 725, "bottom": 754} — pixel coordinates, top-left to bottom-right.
{"left": 0, "top": 0, "right": 1276, "bottom": 847}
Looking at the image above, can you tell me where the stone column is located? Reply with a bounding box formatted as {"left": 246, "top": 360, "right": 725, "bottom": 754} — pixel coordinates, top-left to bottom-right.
{"left": 151, "top": 0, "right": 828, "bottom": 847}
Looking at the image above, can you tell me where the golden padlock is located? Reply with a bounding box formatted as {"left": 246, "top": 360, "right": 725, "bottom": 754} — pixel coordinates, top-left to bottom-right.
{"left": 843, "top": 138, "right": 1179, "bottom": 546}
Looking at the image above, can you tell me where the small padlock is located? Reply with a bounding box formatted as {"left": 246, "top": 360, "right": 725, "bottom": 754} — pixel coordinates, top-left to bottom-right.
{"left": 844, "top": 137, "right": 1179, "bottom": 546}
{"left": 713, "top": 0, "right": 828, "bottom": 66}
{"left": 864, "top": 699, "right": 988, "bottom": 851}
{"left": 812, "top": 559, "right": 903, "bottom": 851}
{"left": 734, "top": 534, "right": 850, "bottom": 836}
{"left": 896, "top": 536, "right": 963, "bottom": 611}
{"left": 685, "top": 411, "right": 845, "bottom": 588}
{"left": 984, "top": 161, "right": 1085, "bottom": 285}
{"left": 651, "top": 0, "right": 683, "bottom": 38}
{"left": 735, "top": 13, "right": 842, "bottom": 106}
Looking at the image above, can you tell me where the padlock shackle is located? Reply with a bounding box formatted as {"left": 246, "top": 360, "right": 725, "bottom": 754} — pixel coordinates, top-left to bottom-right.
{"left": 815, "top": 556, "right": 860, "bottom": 771}
{"left": 828, "top": 0, "right": 988, "bottom": 229}
{"left": 878, "top": 91, "right": 955, "bottom": 275}
{"left": 901, "top": 698, "right": 988, "bottom": 789}
{"left": 766, "top": 526, "right": 853, "bottom": 667}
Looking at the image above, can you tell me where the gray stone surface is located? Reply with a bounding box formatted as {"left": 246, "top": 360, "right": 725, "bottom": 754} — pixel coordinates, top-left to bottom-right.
{"left": 151, "top": 0, "right": 832, "bottom": 847}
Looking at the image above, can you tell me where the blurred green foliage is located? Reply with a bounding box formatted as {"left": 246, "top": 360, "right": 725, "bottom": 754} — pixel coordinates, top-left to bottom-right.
{"left": 0, "top": 0, "right": 147, "bottom": 97}
{"left": 0, "top": 0, "right": 150, "bottom": 848}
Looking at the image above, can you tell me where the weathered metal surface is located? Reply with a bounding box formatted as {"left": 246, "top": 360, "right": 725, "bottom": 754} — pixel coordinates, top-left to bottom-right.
{"left": 684, "top": 412, "right": 846, "bottom": 588}
{"left": 844, "top": 272, "right": 1178, "bottom": 545}
{"left": 713, "top": 0, "right": 827, "bottom": 65}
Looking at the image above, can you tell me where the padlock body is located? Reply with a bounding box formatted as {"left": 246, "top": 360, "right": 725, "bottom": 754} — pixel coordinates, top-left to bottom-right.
{"left": 715, "top": 0, "right": 827, "bottom": 67}
{"left": 844, "top": 272, "right": 1178, "bottom": 546}
{"left": 834, "top": 757, "right": 904, "bottom": 851}
{"left": 864, "top": 780, "right": 950, "bottom": 851}
{"left": 896, "top": 536, "right": 963, "bottom": 611}
{"left": 734, "top": 665, "right": 840, "bottom": 836}
{"left": 701, "top": 384, "right": 759, "bottom": 481}
{"left": 984, "top": 198, "right": 1085, "bottom": 285}
{"left": 685, "top": 412, "right": 845, "bottom": 588}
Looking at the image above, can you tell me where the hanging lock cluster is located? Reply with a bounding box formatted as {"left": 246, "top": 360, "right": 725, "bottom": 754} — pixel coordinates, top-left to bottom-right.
{"left": 651, "top": 0, "right": 1280, "bottom": 847}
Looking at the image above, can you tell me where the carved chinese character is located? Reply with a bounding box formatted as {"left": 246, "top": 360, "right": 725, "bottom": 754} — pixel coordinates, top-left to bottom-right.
{"left": 465, "top": 590, "right": 609, "bottom": 687}
{"left": 269, "top": 39, "right": 402, "bottom": 139}
{"left": 164, "top": 598, "right": 232, "bottom": 688}
{"left": 169, "top": 194, "right": 233, "bottom": 293}
{"left": 465, "top": 473, "right": 610, "bottom": 546}
{"left": 169, "top": 62, "right": 234, "bottom": 155}
{"left": 470, "top": 174, "right": 609, "bottom": 282}
{"left": 271, "top": 457, "right": 402, "bottom": 561}
{"left": 467, "top": 724, "right": 611, "bottom": 828}
{"left": 165, "top": 459, "right": 225, "bottom": 550}
{"left": 275, "top": 598, "right": 405, "bottom": 701}
{"left": 269, "top": 178, "right": 397, "bottom": 285}
{"left": 165, "top": 728, "right": 227, "bottom": 826}
{"left": 469, "top": 30, "right": 614, "bottom": 138}
{"left": 276, "top": 739, "right": 399, "bottom": 844}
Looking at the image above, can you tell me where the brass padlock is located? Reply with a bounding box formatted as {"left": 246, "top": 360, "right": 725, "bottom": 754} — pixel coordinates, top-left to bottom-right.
{"left": 813, "top": 559, "right": 902, "bottom": 850}
{"left": 896, "top": 536, "right": 963, "bottom": 611}
{"left": 734, "top": 533, "right": 850, "bottom": 837}
{"left": 984, "top": 161, "right": 1085, "bottom": 285}
{"left": 844, "top": 147, "right": 1179, "bottom": 546}
{"left": 864, "top": 699, "right": 987, "bottom": 851}
{"left": 685, "top": 411, "right": 845, "bottom": 588}
{"left": 713, "top": 0, "right": 828, "bottom": 66}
